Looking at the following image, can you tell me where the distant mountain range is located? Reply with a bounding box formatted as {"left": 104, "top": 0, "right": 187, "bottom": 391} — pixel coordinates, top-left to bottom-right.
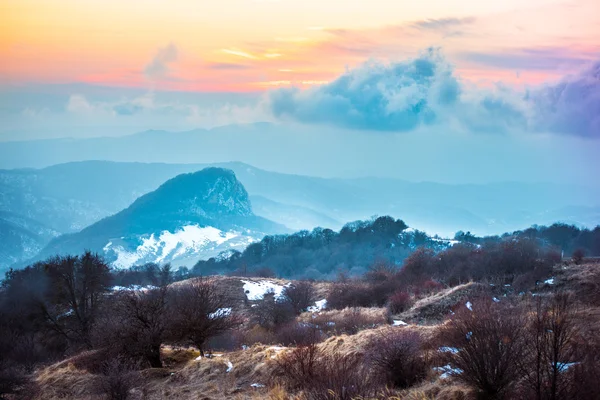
{"left": 2, "top": 159, "right": 600, "bottom": 273}
{"left": 30, "top": 168, "right": 284, "bottom": 269}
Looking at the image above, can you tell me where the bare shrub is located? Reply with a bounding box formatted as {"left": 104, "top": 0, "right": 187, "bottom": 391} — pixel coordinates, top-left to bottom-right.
{"left": 366, "top": 328, "right": 429, "bottom": 388}
{"left": 309, "top": 307, "right": 388, "bottom": 335}
{"left": 275, "top": 344, "right": 376, "bottom": 400}
{"left": 422, "top": 279, "right": 444, "bottom": 294}
{"left": 0, "top": 361, "right": 30, "bottom": 400}
{"left": 250, "top": 292, "right": 295, "bottom": 330}
{"left": 281, "top": 281, "right": 315, "bottom": 315}
{"left": 568, "top": 350, "right": 600, "bottom": 400}
{"left": 167, "top": 278, "right": 243, "bottom": 356}
{"left": 327, "top": 281, "right": 396, "bottom": 310}
{"left": 399, "top": 247, "right": 436, "bottom": 285}
{"left": 388, "top": 290, "right": 413, "bottom": 314}
{"left": 439, "top": 299, "right": 528, "bottom": 399}
{"left": 518, "top": 293, "right": 580, "bottom": 400}
{"left": 364, "top": 261, "right": 397, "bottom": 283}
{"left": 572, "top": 248, "right": 585, "bottom": 265}
{"left": 544, "top": 250, "right": 562, "bottom": 266}
{"left": 94, "top": 357, "right": 141, "bottom": 400}
{"left": 275, "top": 322, "right": 325, "bottom": 346}
{"left": 240, "top": 324, "right": 276, "bottom": 346}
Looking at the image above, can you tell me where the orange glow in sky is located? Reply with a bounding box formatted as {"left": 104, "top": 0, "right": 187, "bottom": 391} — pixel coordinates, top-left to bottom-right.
{"left": 1, "top": 0, "right": 599, "bottom": 91}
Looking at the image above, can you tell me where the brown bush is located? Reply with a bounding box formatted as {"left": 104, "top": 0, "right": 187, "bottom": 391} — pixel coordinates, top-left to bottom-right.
{"left": 364, "top": 261, "right": 397, "bottom": 283}
{"left": 366, "top": 328, "right": 429, "bottom": 388}
{"left": 518, "top": 293, "right": 580, "bottom": 400}
{"left": 572, "top": 248, "right": 585, "bottom": 265}
{"left": 281, "top": 281, "right": 316, "bottom": 315}
{"left": 568, "top": 350, "right": 600, "bottom": 400}
{"left": 327, "top": 281, "right": 396, "bottom": 310}
{"left": 275, "top": 344, "right": 376, "bottom": 399}
{"left": 275, "top": 322, "right": 325, "bottom": 346}
{"left": 0, "top": 362, "right": 30, "bottom": 399}
{"left": 438, "top": 299, "right": 528, "bottom": 399}
{"left": 94, "top": 357, "right": 141, "bottom": 400}
{"left": 388, "top": 290, "right": 413, "bottom": 314}
{"left": 250, "top": 292, "right": 296, "bottom": 330}
{"left": 240, "top": 324, "right": 276, "bottom": 346}
{"left": 422, "top": 280, "right": 444, "bottom": 294}
{"left": 308, "top": 307, "right": 388, "bottom": 335}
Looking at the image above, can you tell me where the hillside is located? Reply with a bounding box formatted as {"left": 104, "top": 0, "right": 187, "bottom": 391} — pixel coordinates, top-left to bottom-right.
{"left": 13, "top": 259, "right": 600, "bottom": 400}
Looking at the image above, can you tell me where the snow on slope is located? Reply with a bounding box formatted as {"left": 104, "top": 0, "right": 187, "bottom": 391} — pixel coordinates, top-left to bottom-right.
{"left": 241, "top": 280, "right": 290, "bottom": 300}
{"left": 104, "top": 225, "right": 254, "bottom": 268}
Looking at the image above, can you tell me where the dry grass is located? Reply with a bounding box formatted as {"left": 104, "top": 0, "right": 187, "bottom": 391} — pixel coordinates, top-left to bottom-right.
{"left": 552, "top": 261, "right": 600, "bottom": 304}
{"left": 31, "top": 344, "right": 291, "bottom": 400}
{"left": 32, "top": 264, "right": 599, "bottom": 400}
{"left": 399, "top": 282, "right": 486, "bottom": 324}
{"left": 34, "top": 358, "right": 99, "bottom": 400}
{"left": 298, "top": 307, "right": 389, "bottom": 335}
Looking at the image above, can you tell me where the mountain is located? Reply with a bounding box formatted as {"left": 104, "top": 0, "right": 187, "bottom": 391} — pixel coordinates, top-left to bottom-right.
{"left": 31, "top": 168, "right": 285, "bottom": 268}
{"left": 2, "top": 161, "right": 600, "bottom": 237}
{"left": 0, "top": 211, "right": 60, "bottom": 274}
{"left": 249, "top": 195, "right": 341, "bottom": 231}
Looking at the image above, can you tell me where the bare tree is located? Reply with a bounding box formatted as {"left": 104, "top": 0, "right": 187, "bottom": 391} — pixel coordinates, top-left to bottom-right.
{"left": 106, "top": 288, "right": 169, "bottom": 368}
{"left": 167, "top": 278, "right": 242, "bottom": 356}
{"left": 519, "top": 293, "right": 579, "bottom": 400}
{"left": 43, "top": 252, "right": 111, "bottom": 348}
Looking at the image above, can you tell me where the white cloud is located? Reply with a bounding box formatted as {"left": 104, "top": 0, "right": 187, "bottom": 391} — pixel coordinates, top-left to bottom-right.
{"left": 268, "top": 48, "right": 599, "bottom": 137}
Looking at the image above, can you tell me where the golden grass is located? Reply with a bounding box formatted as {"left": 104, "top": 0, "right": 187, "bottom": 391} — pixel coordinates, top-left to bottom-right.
{"left": 41, "top": 263, "right": 600, "bottom": 400}
{"left": 298, "top": 306, "right": 390, "bottom": 335}
{"left": 399, "top": 282, "right": 484, "bottom": 324}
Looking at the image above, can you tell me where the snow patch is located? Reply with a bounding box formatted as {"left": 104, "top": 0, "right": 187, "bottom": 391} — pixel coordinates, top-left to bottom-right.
{"left": 226, "top": 360, "right": 233, "bottom": 372}
{"left": 439, "top": 347, "right": 459, "bottom": 354}
{"left": 307, "top": 299, "right": 327, "bottom": 312}
{"left": 241, "top": 280, "right": 289, "bottom": 300}
{"left": 251, "top": 383, "right": 265, "bottom": 388}
{"left": 544, "top": 278, "right": 555, "bottom": 285}
{"left": 111, "top": 285, "right": 157, "bottom": 292}
{"left": 106, "top": 225, "right": 239, "bottom": 268}
{"left": 465, "top": 301, "right": 473, "bottom": 311}
{"left": 393, "top": 320, "right": 408, "bottom": 326}
{"left": 434, "top": 364, "right": 463, "bottom": 379}
{"left": 209, "top": 308, "right": 232, "bottom": 319}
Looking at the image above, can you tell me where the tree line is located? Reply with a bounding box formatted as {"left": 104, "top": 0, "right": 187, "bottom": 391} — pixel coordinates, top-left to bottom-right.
{"left": 192, "top": 217, "right": 600, "bottom": 280}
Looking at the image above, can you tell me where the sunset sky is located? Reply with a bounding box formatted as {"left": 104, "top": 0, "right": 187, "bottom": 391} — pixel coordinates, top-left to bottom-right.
{"left": 2, "top": 0, "right": 599, "bottom": 91}
{"left": 0, "top": 0, "right": 599, "bottom": 186}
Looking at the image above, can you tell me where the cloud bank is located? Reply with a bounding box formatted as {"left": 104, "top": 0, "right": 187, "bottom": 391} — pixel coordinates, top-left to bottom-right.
{"left": 268, "top": 49, "right": 599, "bottom": 137}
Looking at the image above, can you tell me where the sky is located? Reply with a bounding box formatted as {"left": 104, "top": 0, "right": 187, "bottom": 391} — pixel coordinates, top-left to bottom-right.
{"left": 0, "top": 0, "right": 599, "bottom": 184}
